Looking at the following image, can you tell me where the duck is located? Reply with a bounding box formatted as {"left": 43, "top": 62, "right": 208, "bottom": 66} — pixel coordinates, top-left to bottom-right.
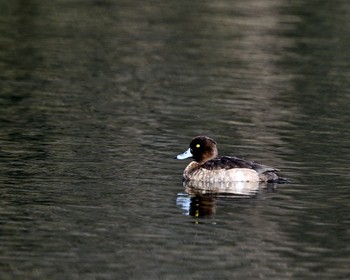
{"left": 175, "top": 136, "right": 287, "bottom": 183}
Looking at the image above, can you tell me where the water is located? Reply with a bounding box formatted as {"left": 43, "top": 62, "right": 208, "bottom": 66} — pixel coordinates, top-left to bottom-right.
{"left": 1, "top": 0, "right": 350, "bottom": 279}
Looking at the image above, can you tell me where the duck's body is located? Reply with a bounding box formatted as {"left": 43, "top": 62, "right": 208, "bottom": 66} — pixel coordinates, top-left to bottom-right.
{"left": 176, "top": 136, "right": 286, "bottom": 183}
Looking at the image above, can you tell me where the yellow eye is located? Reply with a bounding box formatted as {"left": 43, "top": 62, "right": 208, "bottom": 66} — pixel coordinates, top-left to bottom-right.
{"left": 196, "top": 144, "right": 200, "bottom": 148}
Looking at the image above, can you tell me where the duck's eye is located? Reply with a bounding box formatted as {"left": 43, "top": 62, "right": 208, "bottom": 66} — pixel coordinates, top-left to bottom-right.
{"left": 196, "top": 144, "right": 200, "bottom": 148}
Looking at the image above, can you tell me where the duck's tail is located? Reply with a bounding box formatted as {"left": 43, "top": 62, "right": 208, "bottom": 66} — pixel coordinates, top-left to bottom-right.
{"left": 260, "top": 171, "right": 289, "bottom": 184}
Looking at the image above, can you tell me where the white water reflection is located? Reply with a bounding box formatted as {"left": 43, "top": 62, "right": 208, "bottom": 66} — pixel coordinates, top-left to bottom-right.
{"left": 177, "top": 181, "right": 278, "bottom": 217}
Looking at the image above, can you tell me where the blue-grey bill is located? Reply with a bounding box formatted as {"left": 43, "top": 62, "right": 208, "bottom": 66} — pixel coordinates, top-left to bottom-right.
{"left": 176, "top": 148, "right": 193, "bottom": 160}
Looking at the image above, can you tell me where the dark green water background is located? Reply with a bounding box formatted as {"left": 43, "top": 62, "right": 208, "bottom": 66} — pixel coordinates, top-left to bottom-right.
{"left": 1, "top": 1, "right": 349, "bottom": 279}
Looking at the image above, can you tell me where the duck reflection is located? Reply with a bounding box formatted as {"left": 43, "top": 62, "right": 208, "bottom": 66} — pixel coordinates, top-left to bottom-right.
{"left": 176, "top": 180, "right": 277, "bottom": 217}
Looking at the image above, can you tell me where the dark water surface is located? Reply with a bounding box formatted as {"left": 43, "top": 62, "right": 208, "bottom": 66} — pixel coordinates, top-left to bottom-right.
{"left": 1, "top": 1, "right": 350, "bottom": 279}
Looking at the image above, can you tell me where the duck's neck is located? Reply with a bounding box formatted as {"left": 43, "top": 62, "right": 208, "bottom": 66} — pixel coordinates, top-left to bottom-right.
{"left": 199, "top": 146, "right": 218, "bottom": 163}
{"left": 211, "top": 146, "right": 218, "bottom": 159}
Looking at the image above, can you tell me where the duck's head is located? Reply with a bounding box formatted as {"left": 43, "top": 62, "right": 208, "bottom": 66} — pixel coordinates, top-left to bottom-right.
{"left": 176, "top": 136, "right": 218, "bottom": 163}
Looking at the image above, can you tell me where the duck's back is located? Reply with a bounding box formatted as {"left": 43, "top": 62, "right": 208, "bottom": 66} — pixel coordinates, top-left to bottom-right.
{"left": 202, "top": 156, "right": 277, "bottom": 173}
{"left": 201, "top": 156, "right": 283, "bottom": 182}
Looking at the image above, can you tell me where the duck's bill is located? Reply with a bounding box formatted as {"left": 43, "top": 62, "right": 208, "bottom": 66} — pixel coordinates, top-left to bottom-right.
{"left": 176, "top": 148, "right": 193, "bottom": 160}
